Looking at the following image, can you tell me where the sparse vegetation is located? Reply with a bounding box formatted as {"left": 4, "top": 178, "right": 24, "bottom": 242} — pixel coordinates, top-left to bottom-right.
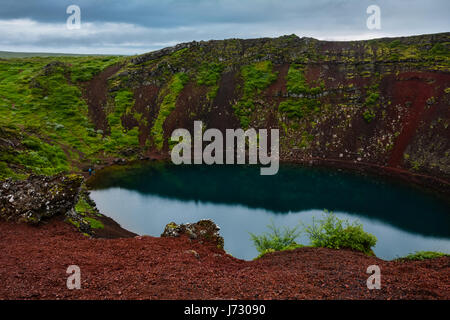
{"left": 251, "top": 211, "right": 378, "bottom": 259}
{"left": 197, "top": 62, "right": 224, "bottom": 100}
{"left": 304, "top": 212, "right": 377, "bottom": 255}
{"left": 286, "top": 63, "right": 323, "bottom": 95}
{"left": 397, "top": 251, "right": 449, "bottom": 261}
{"left": 278, "top": 98, "right": 320, "bottom": 119}
{"left": 233, "top": 61, "right": 277, "bottom": 128}
{"left": 363, "top": 109, "right": 376, "bottom": 123}
{"left": 279, "top": 63, "right": 323, "bottom": 120}
{"left": 363, "top": 84, "right": 380, "bottom": 123}
{"left": 250, "top": 221, "right": 303, "bottom": 259}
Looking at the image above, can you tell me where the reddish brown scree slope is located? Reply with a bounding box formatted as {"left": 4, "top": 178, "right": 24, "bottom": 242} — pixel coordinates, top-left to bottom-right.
{"left": 0, "top": 218, "right": 449, "bottom": 300}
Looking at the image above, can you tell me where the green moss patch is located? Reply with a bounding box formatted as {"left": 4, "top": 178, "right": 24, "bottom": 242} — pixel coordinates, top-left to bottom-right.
{"left": 278, "top": 98, "right": 320, "bottom": 119}
{"left": 286, "top": 63, "right": 324, "bottom": 96}
{"left": 397, "top": 251, "right": 449, "bottom": 261}
{"left": 151, "top": 73, "right": 189, "bottom": 150}
{"left": 196, "top": 62, "right": 224, "bottom": 100}
{"left": 233, "top": 61, "right": 277, "bottom": 128}
{"left": 84, "top": 217, "right": 104, "bottom": 229}
{"left": 363, "top": 84, "right": 380, "bottom": 123}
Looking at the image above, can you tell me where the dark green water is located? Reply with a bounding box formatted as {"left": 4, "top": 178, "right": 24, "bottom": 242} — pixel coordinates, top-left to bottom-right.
{"left": 89, "top": 162, "right": 450, "bottom": 260}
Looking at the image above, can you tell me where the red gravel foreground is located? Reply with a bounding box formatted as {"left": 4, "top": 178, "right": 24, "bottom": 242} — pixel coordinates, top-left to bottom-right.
{"left": 0, "top": 218, "right": 449, "bottom": 300}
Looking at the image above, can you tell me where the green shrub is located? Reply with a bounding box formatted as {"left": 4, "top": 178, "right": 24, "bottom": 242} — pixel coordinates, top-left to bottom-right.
{"left": 250, "top": 221, "right": 302, "bottom": 255}
{"left": 398, "top": 251, "right": 449, "bottom": 261}
{"left": 304, "top": 212, "right": 377, "bottom": 255}
{"left": 363, "top": 109, "right": 376, "bottom": 123}
{"left": 365, "top": 92, "right": 379, "bottom": 106}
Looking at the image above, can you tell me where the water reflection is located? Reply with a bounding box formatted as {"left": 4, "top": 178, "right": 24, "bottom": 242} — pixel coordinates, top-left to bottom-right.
{"left": 89, "top": 163, "right": 450, "bottom": 260}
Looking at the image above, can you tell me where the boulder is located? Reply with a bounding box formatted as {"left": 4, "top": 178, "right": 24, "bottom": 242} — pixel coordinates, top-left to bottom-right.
{"left": 161, "top": 219, "right": 224, "bottom": 249}
{"left": 0, "top": 174, "right": 83, "bottom": 224}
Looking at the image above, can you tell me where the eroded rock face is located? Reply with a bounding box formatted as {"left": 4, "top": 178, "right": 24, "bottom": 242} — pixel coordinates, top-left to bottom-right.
{"left": 0, "top": 174, "right": 83, "bottom": 224}
{"left": 161, "top": 219, "right": 224, "bottom": 249}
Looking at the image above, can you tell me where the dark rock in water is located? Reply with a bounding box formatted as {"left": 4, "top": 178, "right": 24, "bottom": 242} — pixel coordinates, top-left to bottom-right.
{"left": 161, "top": 219, "right": 224, "bottom": 249}
{"left": 0, "top": 174, "right": 83, "bottom": 224}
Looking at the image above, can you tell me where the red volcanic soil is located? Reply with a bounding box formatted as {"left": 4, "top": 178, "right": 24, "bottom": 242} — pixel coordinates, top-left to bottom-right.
{"left": 0, "top": 218, "right": 449, "bottom": 300}
{"left": 82, "top": 64, "right": 122, "bottom": 134}
{"left": 387, "top": 72, "right": 448, "bottom": 168}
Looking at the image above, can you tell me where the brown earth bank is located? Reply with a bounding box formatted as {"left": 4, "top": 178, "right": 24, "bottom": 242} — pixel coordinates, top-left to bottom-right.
{"left": 82, "top": 64, "right": 122, "bottom": 134}
{"left": 0, "top": 217, "right": 449, "bottom": 300}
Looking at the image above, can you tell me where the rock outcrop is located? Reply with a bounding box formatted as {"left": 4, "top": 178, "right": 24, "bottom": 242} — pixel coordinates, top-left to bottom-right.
{"left": 161, "top": 219, "right": 224, "bottom": 249}
{"left": 0, "top": 174, "right": 83, "bottom": 224}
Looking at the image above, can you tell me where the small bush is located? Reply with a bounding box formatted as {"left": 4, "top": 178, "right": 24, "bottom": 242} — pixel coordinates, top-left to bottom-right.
{"left": 250, "top": 221, "right": 301, "bottom": 255}
{"left": 365, "top": 92, "right": 379, "bottom": 106}
{"left": 304, "top": 212, "right": 377, "bottom": 255}
{"left": 363, "top": 109, "right": 376, "bottom": 123}
{"left": 398, "top": 251, "right": 449, "bottom": 261}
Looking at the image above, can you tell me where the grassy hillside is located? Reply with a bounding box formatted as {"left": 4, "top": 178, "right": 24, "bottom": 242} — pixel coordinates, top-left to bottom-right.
{"left": 1, "top": 33, "right": 449, "bottom": 182}
{"left": 0, "top": 55, "right": 126, "bottom": 179}
{"left": 0, "top": 51, "right": 120, "bottom": 59}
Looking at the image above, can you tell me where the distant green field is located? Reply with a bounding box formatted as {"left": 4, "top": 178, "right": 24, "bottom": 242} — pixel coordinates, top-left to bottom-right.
{"left": 0, "top": 51, "right": 122, "bottom": 59}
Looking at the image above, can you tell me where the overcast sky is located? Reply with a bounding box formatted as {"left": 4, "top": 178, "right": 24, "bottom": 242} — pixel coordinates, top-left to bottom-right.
{"left": 0, "top": 0, "right": 449, "bottom": 55}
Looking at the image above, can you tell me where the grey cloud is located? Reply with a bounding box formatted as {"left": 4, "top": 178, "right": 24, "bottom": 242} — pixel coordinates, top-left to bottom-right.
{"left": 0, "top": 0, "right": 447, "bottom": 29}
{"left": 0, "top": 0, "right": 448, "bottom": 54}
